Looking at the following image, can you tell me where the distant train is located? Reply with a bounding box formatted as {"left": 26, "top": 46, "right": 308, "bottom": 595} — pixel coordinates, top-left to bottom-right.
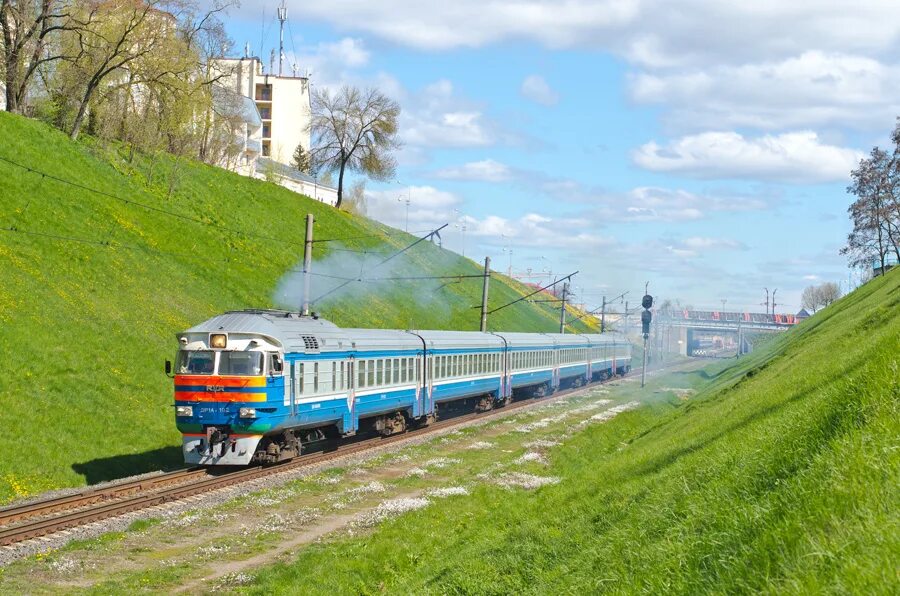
{"left": 168, "top": 310, "right": 632, "bottom": 465}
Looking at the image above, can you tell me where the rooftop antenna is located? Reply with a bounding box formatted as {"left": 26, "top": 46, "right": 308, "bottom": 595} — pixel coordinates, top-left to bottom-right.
{"left": 244, "top": 41, "right": 250, "bottom": 58}
{"left": 277, "top": 0, "right": 287, "bottom": 76}
{"left": 269, "top": 48, "right": 275, "bottom": 76}
{"left": 258, "top": 6, "right": 265, "bottom": 64}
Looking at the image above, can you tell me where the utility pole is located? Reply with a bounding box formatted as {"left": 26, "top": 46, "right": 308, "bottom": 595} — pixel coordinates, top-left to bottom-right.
{"left": 771, "top": 289, "right": 778, "bottom": 315}
{"left": 624, "top": 300, "right": 628, "bottom": 334}
{"left": 277, "top": 1, "right": 287, "bottom": 76}
{"left": 600, "top": 295, "right": 607, "bottom": 333}
{"left": 301, "top": 214, "right": 314, "bottom": 316}
{"left": 558, "top": 282, "right": 569, "bottom": 333}
{"left": 762, "top": 287, "right": 769, "bottom": 317}
{"left": 479, "top": 257, "right": 491, "bottom": 332}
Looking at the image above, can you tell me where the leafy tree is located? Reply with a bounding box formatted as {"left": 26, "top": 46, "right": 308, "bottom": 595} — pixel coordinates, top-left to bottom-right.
{"left": 843, "top": 122, "right": 900, "bottom": 274}
{"left": 343, "top": 180, "right": 367, "bottom": 215}
{"left": 309, "top": 85, "right": 400, "bottom": 209}
{"left": 291, "top": 143, "right": 310, "bottom": 174}
{"left": 0, "top": 0, "right": 76, "bottom": 114}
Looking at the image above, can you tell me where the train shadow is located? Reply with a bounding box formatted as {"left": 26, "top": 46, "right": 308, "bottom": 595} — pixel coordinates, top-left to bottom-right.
{"left": 71, "top": 445, "right": 186, "bottom": 485}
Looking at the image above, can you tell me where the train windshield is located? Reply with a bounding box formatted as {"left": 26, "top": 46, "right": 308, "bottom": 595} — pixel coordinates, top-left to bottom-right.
{"left": 176, "top": 350, "right": 215, "bottom": 375}
{"left": 218, "top": 352, "right": 264, "bottom": 376}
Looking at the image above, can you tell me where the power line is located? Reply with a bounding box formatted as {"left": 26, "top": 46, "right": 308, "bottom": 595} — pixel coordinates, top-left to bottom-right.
{"left": 0, "top": 154, "right": 309, "bottom": 250}
{"left": 0, "top": 225, "right": 223, "bottom": 263}
{"left": 311, "top": 229, "right": 433, "bottom": 244}
{"left": 302, "top": 271, "right": 484, "bottom": 283}
{"left": 484, "top": 271, "right": 578, "bottom": 315}
{"left": 311, "top": 224, "right": 449, "bottom": 304}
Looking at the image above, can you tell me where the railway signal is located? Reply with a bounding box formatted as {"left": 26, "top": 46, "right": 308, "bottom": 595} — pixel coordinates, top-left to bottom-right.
{"left": 641, "top": 285, "right": 652, "bottom": 388}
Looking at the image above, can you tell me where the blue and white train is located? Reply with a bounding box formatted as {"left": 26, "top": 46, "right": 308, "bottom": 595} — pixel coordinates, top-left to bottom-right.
{"left": 169, "top": 310, "right": 631, "bottom": 465}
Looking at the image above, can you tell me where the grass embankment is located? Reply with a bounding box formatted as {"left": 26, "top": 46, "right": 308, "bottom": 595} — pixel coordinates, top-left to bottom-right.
{"left": 0, "top": 112, "right": 595, "bottom": 502}
{"left": 246, "top": 269, "right": 900, "bottom": 594}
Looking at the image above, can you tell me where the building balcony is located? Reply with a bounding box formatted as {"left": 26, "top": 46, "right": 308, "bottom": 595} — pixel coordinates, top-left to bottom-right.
{"left": 245, "top": 138, "right": 262, "bottom": 154}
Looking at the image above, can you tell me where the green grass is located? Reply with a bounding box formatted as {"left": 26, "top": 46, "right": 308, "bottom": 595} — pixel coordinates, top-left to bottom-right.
{"left": 242, "top": 269, "right": 900, "bottom": 594}
{"left": 0, "top": 112, "right": 597, "bottom": 502}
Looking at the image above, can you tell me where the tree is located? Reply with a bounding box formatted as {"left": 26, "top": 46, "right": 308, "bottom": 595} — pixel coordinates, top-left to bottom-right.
{"left": 309, "top": 85, "right": 400, "bottom": 209}
{"left": 0, "top": 0, "right": 78, "bottom": 114}
{"left": 291, "top": 142, "right": 309, "bottom": 174}
{"left": 801, "top": 282, "right": 842, "bottom": 313}
{"left": 343, "top": 180, "right": 367, "bottom": 215}
{"left": 801, "top": 285, "right": 822, "bottom": 313}
{"left": 817, "top": 282, "right": 841, "bottom": 307}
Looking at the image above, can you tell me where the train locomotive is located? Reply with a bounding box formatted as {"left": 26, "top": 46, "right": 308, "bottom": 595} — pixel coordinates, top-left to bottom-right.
{"left": 169, "top": 310, "right": 632, "bottom": 466}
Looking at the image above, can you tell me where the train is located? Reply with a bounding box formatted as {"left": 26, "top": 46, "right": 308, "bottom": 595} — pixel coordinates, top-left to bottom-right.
{"left": 168, "top": 309, "right": 632, "bottom": 465}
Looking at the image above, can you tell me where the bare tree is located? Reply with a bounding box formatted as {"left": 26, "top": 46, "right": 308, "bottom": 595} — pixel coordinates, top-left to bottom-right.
{"left": 818, "top": 282, "right": 841, "bottom": 307}
{"left": 309, "top": 85, "right": 400, "bottom": 209}
{"left": 802, "top": 282, "right": 842, "bottom": 313}
{"left": 801, "top": 285, "right": 822, "bottom": 313}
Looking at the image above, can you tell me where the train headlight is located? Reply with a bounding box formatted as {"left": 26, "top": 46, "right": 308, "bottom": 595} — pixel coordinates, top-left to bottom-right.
{"left": 239, "top": 407, "right": 257, "bottom": 419}
{"left": 210, "top": 333, "right": 227, "bottom": 349}
{"left": 176, "top": 406, "right": 193, "bottom": 417}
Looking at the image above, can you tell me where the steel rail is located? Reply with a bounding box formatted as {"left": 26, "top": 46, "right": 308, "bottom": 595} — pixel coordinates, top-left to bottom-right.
{"left": 0, "top": 373, "right": 626, "bottom": 548}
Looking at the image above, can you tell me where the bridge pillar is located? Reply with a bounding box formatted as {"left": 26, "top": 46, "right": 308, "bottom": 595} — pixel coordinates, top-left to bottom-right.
{"left": 678, "top": 327, "right": 688, "bottom": 356}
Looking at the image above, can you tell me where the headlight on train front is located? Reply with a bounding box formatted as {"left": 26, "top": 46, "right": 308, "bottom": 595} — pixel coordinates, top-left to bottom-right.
{"left": 210, "top": 333, "right": 227, "bottom": 349}
{"left": 176, "top": 406, "right": 193, "bottom": 417}
{"left": 239, "top": 407, "right": 256, "bottom": 419}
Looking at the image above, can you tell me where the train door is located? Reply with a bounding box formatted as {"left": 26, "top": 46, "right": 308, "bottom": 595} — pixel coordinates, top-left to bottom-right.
{"left": 284, "top": 359, "right": 295, "bottom": 416}
{"left": 416, "top": 351, "right": 427, "bottom": 418}
{"left": 346, "top": 357, "right": 357, "bottom": 434}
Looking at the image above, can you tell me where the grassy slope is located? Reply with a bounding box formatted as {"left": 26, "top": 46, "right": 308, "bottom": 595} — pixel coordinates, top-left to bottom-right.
{"left": 247, "top": 269, "right": 899, "bottom": 594}
{"left": 0, "top": 112, "right": 596, "bottom": 502}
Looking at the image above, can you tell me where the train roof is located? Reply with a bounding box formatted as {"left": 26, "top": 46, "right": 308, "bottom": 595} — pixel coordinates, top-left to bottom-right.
{"left": 181, "top": 311, "right": 629, "bottom": 354}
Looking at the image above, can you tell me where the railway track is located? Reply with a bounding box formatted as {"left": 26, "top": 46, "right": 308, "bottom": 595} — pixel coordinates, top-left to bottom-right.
{"left": 0, "top": 376, "right": 622, "bottom": 548}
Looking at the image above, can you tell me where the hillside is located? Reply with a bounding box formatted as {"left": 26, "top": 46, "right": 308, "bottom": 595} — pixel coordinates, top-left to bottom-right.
{"left": 244, "top": 269, "right": 899, "bottom": 593}
{"left": 0, "top": 112, "right": 597, "bottom": 502}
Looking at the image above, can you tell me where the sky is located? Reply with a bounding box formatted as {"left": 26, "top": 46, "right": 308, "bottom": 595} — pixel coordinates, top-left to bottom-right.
{"left": 219, "top": 1, "right": 900, "bottom": 314}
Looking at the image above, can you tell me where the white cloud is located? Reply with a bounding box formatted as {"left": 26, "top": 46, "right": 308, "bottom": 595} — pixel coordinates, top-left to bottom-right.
{"left": 520, "top": 75, "right": 559, "bottom": 106}
{"left": 630, "top": 51, "right": 900, "bottom": 131}
{"left": 248, "top": 2, "right": 900, "bottom": 64}
{"left": 365, "top": 184, "right": 462, "bottom": 231}
{"left": 402, "top": 80, "right": 497, "bottom": 148}
{"left": 285, "top": 37, "right": 370, "bottom": 85}
{"left": 434, "top": 159, "right": 512, "bottom": 182}
{"left": 633, "top": 131, "right": 864, "bottom": 183}
{"left": 680, "top": 236, "right": 745, "bottom": 251}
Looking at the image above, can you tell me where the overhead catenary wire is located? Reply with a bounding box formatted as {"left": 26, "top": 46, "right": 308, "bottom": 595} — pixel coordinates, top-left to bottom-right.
{"left": 0, "top": 226, "right": 222, "bottom": 262}
{"left": 0, "top": 154, "right": 432, "bottom": 258}
{"left": 0, "top": 154, "right": 311, "bottom": 250}
{"left": 483, "top": 271, "right": 578, "bottom": 315}
{"left": 310, "top": 224, "right": 450, "bottom": 304}
{"left": 300, "top": 271, "right": 484, "bottom": 283}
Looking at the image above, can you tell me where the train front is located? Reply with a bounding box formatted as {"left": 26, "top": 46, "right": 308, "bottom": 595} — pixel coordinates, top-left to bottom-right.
{"left": 171, "top": 329, "right": 283, "bottom": 465}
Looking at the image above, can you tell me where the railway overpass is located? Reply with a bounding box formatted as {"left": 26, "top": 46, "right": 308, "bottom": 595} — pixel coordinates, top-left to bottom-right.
{"left": 652, "top": 310, "right": 805, "bottom": 357}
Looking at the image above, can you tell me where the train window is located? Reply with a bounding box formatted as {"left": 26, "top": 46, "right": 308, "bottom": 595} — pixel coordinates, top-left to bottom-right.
{"left": 313, "top": 362, "right": 320, "bottom": 393}
{"left": 176, "top": 350, "right": 215, "bottom": 375}
{"left": 392, "top": 359, "right": 400, "bottom": 385}
{"left": 296, "top": 362, "right": 304, "bottom": 395}
{"left": 368, "top": 360, "right": 375, "bottom": 386}
{"left": 218, "top": 352, "right": 263, "bottom": 376}
{"left": 358, "top": 361, "right": 367, "bottom": 388}
{"left": 338, "top": 362, "right": 344, "bottom": 391}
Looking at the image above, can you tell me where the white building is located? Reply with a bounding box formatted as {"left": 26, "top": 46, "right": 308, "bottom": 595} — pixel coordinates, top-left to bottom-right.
{"left": 210, "top": 55, "right": 336, "bottom": 205}
{"left": 212, "top": 56, "right": 311, "bottom": 166}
